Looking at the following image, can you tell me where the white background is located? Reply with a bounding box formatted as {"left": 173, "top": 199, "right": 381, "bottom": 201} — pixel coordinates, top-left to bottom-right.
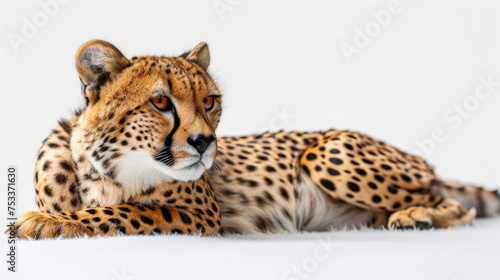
{"left": 0, "top": 1, "right": 499, "bottom": 279}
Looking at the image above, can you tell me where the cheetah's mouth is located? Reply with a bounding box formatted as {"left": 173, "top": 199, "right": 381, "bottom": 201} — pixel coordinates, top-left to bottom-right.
{"left": 151, "top": 151, "right": 215, "bottom": 182}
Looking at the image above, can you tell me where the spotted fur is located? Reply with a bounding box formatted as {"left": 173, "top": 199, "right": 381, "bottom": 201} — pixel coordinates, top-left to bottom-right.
{"left": 13, "top": 40, "right": 500, "bottom": 239}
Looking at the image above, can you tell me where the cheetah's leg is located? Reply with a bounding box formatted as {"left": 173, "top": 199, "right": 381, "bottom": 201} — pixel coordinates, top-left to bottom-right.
{"left": 300, "top": 131, "right": 476, "bottom": 229}
{"left": 12, "top": 203, "right": 222, "bottom": 239}
{"left": 34, "top": 118, "right": 81, "bottom": 213}
{"left": 388, "top": 197, "right": 476, "bottom": 229}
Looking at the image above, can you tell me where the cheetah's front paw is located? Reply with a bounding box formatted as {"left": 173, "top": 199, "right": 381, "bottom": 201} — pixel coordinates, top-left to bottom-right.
{"left": 11, "top": 211, "right": 94, "bottom": 239}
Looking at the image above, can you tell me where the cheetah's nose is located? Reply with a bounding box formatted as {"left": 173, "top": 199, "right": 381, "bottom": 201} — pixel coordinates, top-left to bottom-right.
{"left": 187, "top": 134, "right": 215, "bottom": 155}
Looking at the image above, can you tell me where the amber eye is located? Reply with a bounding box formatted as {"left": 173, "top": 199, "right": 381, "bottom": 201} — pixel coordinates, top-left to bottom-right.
{"left": 203, "top": 96, "right": 215, "bottom": 111}
{"left": 150, "top": 97, "right": 171, "bottom": 111}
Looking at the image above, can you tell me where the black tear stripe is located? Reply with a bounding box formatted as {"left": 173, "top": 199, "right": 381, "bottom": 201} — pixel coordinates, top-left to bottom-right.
{"left": 155, "top": 107, "right": 180, "bottom": 166}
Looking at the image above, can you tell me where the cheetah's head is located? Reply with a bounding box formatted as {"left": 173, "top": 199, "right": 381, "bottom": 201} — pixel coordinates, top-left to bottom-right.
{"left": 75, "top": 40, "right": 221, "bottom": 190}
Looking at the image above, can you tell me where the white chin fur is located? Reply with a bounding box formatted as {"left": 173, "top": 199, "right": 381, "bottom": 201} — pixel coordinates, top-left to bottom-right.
{"left": 88, "top": 140, "right": 216, "bottom": 195}
{"left": 110, "top": 149, "right": 213, "bottom": 193}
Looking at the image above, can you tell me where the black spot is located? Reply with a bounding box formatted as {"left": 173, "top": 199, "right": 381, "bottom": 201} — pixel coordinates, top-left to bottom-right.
{"left": 320, "top": 179, "right": 336, "bottom": 191}
{"left": 368, "top": 182, "right": 378, "bottom": 189}
{"left": 206, "top": 219, "right": 215, "bottom": 228}
{"left": 374, "top": 175, "right": 385, "bottom": 183}
{"left": 362, "top": 159, "right": 374, "bottom": 165}
{"left": 118, "top": 207, "right": 131, "bottom": 212}
{"left": 70, "top": 214, "right": 78, "bottom": 220}
{"left": 69, "top": 183, "right": 77, "bottom": 194}
{"left": 130, "top": 219, "right": 140, "bottom": 229}
{"left": 405, "top": 196, "right": 413, "bottom": 203}
{"left": 247, "top": 165, "right": 257, "bottom": 171}
{"left": 393, "top": 202, "right": 401, "bottom": 209}
{"left": 330, "top": 149, "right": 340, "bottom": 154}
{"left": 47, "top": 143, "right": 59, "bottom": 148}
{"left": 140, "top": 216, "right": 154, "bottom": 225}
{"left": 306, "top": 153, "right": 317, "bottom": 160}
{"left": 265, "top": 166, "right": 276, "bottom": 172}
{"left": 43, "top": 161, "right": 51, "bottom": 171}
{"left": 327, "top": 168, "right": 340, "bottom": 176}
{"left": 38, "top": 151, "right": 45, "bottom": 160}
{"left": 355, "top": 168, "right": 367, "bottom": 176}
{"left": 388, "top": 185, "right": 398, "bottom": 194}
{"left": 81, "top": 219, "right": 90, "bottom": 224}
{"left": 44, "top": 186, "right": 52, "bottom": 196}
{"left": 381, "top": 164, "right": 392, "bottom": 170}
{"left": 59, "top": 161, "right": 73, "bottom": 172}
{"left": 344, "top": 143, "right": 353, "bottom": 150}
{"left": 86, "top": 209, "right": 97, "bottom": 214}
{"left": 372, "top": 195, "right": 382, "bottom": 203}
{"left": 264, "top": 177, "right": 273, "bottom": 186}
{"left": 103, "top": 210, "right": 114, "bottom": 215}
{"left": 164, "top": 190, "right": 173, "bottom": 197}
{"left": 347, "top": 182, "right": 360, "bottom": 192}
{"left": 401, "top": 174, "right": 412, "bottom": 182}
{"left": 280, "top": 188, "right": 289, "bottom": 200}
{"left": 179, "top": 211, "right": 192, "bottom": 224}
{"left": 196, "top": 223, "right": 205, "bottom": 233}
{"left": 99, "top": 223, "right": 109, "bottom": 233}
{"left": 117, "top": 226, "right": 127, "bottom": 234}
{"left": 329, "top": 158, "right": 343, "bottom": 165}
{"left": 52, "top": 203, "right": 61, "bottom": 212}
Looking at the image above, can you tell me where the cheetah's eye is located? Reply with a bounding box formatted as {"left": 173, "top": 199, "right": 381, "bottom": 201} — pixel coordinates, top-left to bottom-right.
{"left": 203, "top": 96, "right": 215, "bottom": 111}
{"left": 150, "top": 97, "right": 171, "bottom": 112}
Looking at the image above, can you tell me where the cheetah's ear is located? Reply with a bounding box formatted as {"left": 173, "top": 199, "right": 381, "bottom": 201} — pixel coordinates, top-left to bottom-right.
{"left": 75, "top": 40, "right": 130, "bottom": 105}
{"left": 185, "top": 42, "right": 210, "bottom": 71}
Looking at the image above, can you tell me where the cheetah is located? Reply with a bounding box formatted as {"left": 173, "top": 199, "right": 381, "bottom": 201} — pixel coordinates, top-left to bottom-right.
{"left": 12, "top": 40, "right": 500, "bottom": 239}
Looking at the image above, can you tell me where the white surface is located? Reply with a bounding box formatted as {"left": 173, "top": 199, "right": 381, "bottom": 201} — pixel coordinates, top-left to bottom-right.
{"left": 1, "top": 0, "right": 500, "bottom": 215}
{"left": 0, "top": 0, "right": 499, "bottom": 279}
{"left": 1, "top": 218, "right": 500, "bottom": 280}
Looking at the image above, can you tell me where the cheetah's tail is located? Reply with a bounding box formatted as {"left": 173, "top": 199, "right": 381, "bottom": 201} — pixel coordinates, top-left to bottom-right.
{"left": 438, "top": 180, "right": 500, "bottom": 218}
